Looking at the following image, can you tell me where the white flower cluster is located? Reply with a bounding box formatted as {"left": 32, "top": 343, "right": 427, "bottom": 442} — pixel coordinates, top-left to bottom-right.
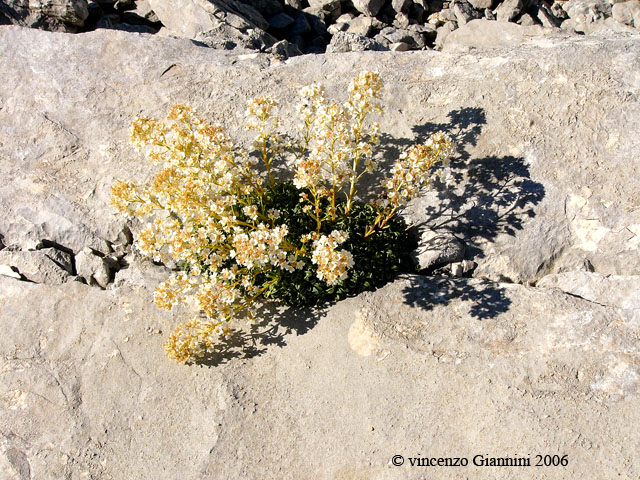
{"left": 311, "top": 230, "right": 354, "bottom": 285}
{"left": 293, "top": 71, "right": 382, "bottom": 217}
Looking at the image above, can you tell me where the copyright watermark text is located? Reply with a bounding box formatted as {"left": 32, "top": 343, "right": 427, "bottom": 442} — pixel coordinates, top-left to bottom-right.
{"left": 391, "top": 454, "right": 568, "bottom": 468}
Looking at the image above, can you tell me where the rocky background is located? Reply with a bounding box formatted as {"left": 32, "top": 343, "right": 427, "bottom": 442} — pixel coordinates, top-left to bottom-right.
{"left": 1, "top": 0, "right": 640, "bottom": 56}
{"left": 0, "top": 1, "right": 640, "bottom": 478}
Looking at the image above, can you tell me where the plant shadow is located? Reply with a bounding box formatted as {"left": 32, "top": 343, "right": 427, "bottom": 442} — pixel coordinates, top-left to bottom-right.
{"left": 196, "top": 300, "right": 332, "bottom": 366}
{"left": 375, "top": 107, "right": 544, "bottom": 320}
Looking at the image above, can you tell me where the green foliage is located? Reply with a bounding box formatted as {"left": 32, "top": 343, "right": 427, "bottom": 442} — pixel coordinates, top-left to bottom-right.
{"left": 254, "top": 181, "right": 415, "bottom": 307}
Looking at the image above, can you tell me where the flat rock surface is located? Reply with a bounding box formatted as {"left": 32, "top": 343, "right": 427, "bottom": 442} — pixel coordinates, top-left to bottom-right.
{"left": 1, "top": 26, "right": 640, "bottom": 479}
{"left": 1, "top": 272, "right": 639, "bottom": 478}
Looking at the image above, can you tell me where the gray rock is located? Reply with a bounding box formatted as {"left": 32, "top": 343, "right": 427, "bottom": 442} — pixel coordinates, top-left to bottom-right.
{"left": 536, "top": 1, "right": 562, "bottom": 27}
{"left": 148, "top": 0, "right": 274, "bottom": 48}
{"left": 346, "top": 15, "right": 377, "bottom": 35}
{"left": 2, "top": 25, "right": 640, "bottom": 292}
{"left": 1, "top": 27, "right": 640, "bottom": 480}
{"left": 410, "top": 228, "right": 465, "bottom": 271}
{"left": 392, "top": 11, "right": 411, "bottom": 28}
{"left": 612, "top": 0, "right": 640, "bottom": 27}
{"left": 302, "top": 8, "right": 329, "bottom": 35}
{"left": 434, "top": 20, "right": 457, "bottom": 48}
{"left": 267, "top": 39, "right": 303, "bottom": 57}
{"left": 550, "top": 0, "right": 569, "bottom": 19}
{"left": 352, "top": 0, "right": 386, "bottom": 17}
{"left": 376, "top": 26, "right": 429, "bottom": 49}
{"left": 268, "top": 12, "right": 295, "bottom": 29}
{"left": 452, "top": 0, "right": 483, "bottom": 24}
{"left": 517, "top": 11, "right": 538, "bottom": 24}
{"left": 121, "top": 0, "right": 160, "bottom": 24}
{"left": 75, "top": 247, "right": 111, "bottom": 288}
{"left": 0, "top": 248, "right": 72, "bottom": 284}
{"left": 0, "top": 0, "right": 89, "bottom": 31}
{"left": 429, "top": 7, "right": 458, "bottom": 24}
{"left": 307, "top": 0, "right": 341, "bottom": 21}
{"left": 391, "top": 0, "right": 411, "bottom": 14}
{"left": 561, "top": 0, "right": 610, "bottom": 29}
{"left": 326, "top": 30, "right": 387, "bottom": 52}
{"left": 441, "top": 18, "right": 558, "bottom": 51}
{"left": 390, "top": 41, "right": 410, "bottom": 50}
{"left": 469, "top": 0, "right": 494, "bottom": 9}
{"left": 495, "top": 0, "right": 525, "bottom": 21}
{"left": 537, "top": 271, "right": 640, "bottom": 321}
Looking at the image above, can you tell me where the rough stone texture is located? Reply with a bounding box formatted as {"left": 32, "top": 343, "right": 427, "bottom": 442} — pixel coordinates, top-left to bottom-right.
{"left": 0, "top": 0, "right": 89, "bottom": 31}
{"left": 352, "top": 0, "right": 386, "bottom": 17}
{"left": 410, "top": 228, "right": 465, "bottom": 270}
{"left": 453, "top": 0, "right": 482, "bottom": 25}
{"left": 612, "top": 0, "right": 640, "bottom": 27}
{"left": 326, "top": 30, "right": 387, "bottom": 51}
{"left": 1, "top": 271, "right": 639, "bottom": 478}
{"left": 149, "top": 0, "right": 275, "bottom": 49}
{"left": 537, "top": 271, "right": 640, "bottom": 321}
{"left": 75, "top": 247, "right": 111, "bottom": 287}
{"left": 469, "top": 0, "right": 494, "bottom": 9}
{"left": 0, "top": 27, "right": 640, "bottom": 478}
{"left": 441, "top": 18, "right": 561, "bottom": 51}
{"left": 434, "top": 20, "right": 457, "bottom": 48}
{"left": 1, "top": 25, "right": 639, "bottom": 283}
{"left": 0, "top": 248, "right": 72, "bottom": 284}
{"left": 495, "top": 0, "right": 525, "bottom": 21}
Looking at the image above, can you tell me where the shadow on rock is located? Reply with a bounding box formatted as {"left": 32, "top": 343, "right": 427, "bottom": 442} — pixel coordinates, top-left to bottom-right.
{"left": 196, "top": 301, "right": 332, "bottom": 367}
{"left": 409, "top": 107, "right": 545, "bottom": 263}
{"left": 400, "top": 275, "right": 511, "bottom": 320}
{"left": 377, "top": 107, "right": 544, "bottom": 317}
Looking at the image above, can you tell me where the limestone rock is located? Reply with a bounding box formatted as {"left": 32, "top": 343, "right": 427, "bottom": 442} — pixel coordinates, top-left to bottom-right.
{"left": 0, "top": 248, "right": 72, "bottom": 284}
{"left": 148, "top": 0, "right": 274, "bottom": 49}
{"left": 434, "top": 20, "right": 457, "bottom": 48}
{"left": 538, "top": 271, "right": 640, "bottom": 308}
{"left": 2, "top": 25, "right": 640, "bottom": 289}
{"left": 453, "top": 0, "right": 482, "bottom": 25}
{"left": 0, "top": 0, "right": 89, "bottom": 31}
{"left": 562, "top": 0, "right": 611, "bottom": 20}
{"left": 0, "top": 27, "right": 640, "bottom": 480}
{"left": 345, "top": 15, "right": 377, "bottom": 36}
{"left": 612, "top": 0, "right": 640, "bottom": 27}
{"left": 441, "top": 18, "right": 560, "bottom": 51}
{"left": 375, "top": 26, "right": 430, "bottom": 49}
{"left": 410, "top": 228, "right": 465, "bottom": 271}
{"left": 75, "top": 247, "right": 111, "bottom": 288}
{"left": 469, "top": 0, "right": 494, "bottom": 9}
{"left": 495, "top": 0, "right": 525, "bottom": 21}
{"left": 326, "top": 31, "right": 387, "bottom": 52}
{"left": 352, "top": 0, "right": 386, "bottom": 17}
{"left": 390, "top": 41, "right": 410, "bottom": 50}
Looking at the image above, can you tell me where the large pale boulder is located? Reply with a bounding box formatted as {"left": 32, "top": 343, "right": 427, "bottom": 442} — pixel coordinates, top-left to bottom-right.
{"left": 149, "top": 0, "right": 276, "bottom": 49}
{"left": 0, "top": 26, "right": 640, "bottom": 480}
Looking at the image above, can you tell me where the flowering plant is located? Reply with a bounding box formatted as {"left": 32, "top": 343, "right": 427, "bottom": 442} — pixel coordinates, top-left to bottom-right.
{"left": 111, "top": 72, "right": 454, "bottom": 363}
